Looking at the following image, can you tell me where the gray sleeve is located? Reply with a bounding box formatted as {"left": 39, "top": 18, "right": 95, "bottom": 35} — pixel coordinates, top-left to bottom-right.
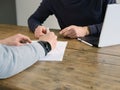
{"left": 0, "top": 42, "right": 45, "bottom": 79}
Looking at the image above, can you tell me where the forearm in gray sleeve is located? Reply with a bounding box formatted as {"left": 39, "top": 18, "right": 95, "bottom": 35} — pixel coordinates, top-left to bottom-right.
{"left": 0, "top": 42, "right": 45, "bottom": 79}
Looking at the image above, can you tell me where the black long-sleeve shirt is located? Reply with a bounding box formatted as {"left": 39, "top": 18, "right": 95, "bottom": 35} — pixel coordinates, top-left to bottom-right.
{"left": 28, "top": 0, "right": 116, "bottom": 35}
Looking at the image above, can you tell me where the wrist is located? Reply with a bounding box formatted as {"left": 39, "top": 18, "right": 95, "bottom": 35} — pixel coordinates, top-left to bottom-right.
{"left": 37, "top": 41, "right": 51, "bottom": 55}
{"left": 83, "top": 26, "right": 90, "bottom": 35}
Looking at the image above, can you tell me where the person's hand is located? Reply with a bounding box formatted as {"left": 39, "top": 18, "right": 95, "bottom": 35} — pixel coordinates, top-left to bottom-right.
{"left": 0, "top": 34, "right": 31, "bottom": 46}
{"left": 34, "top": 25, "right": 48, "bottom": 38}
{"left": 39, "top": 32, "right": 57, "bottom": 50}
{"left": 59, "top": 25, "right": 89, "bottom": 38}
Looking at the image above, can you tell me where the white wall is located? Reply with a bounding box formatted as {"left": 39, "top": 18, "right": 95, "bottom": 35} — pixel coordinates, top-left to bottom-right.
{"left": 118, "top": 0, "right": 120, "bottom": 3}
{"left": 15, "top": 0, "right": 60, "bottom": 29}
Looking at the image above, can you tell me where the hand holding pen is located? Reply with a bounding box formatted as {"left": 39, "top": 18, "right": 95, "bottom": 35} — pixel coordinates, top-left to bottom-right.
{"left": 34, "top": 25, "right": 50, "bottom": 38}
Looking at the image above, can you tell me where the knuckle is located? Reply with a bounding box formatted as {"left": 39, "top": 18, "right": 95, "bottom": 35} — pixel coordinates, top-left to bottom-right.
{"left": 17, "top": 33, "right": 21, "bottom": 36}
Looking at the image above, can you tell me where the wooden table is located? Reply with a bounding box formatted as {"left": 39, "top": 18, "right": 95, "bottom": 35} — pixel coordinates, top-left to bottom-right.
{"left": 0, "top": 24, "right": 120, "bottom": 90}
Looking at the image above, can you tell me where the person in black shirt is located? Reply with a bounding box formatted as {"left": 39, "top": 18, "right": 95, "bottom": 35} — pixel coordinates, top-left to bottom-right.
{"left": 28, "top": 0, "right": 116, "bottom": 39}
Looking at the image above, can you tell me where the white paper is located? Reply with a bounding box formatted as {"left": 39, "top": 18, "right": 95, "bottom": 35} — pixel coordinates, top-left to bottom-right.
{"left": 32, "top": 41, "right": 67, "bottom": 61}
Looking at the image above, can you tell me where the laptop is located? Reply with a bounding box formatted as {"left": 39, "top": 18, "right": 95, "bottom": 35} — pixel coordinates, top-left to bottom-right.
{"left": 78, "top": 4, "right": 120, "bottom": 47}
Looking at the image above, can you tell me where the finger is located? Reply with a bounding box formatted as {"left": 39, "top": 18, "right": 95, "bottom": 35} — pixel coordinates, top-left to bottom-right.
{"left": 23, "top": 35, "right": 31, "bottom": 41}
{"left": 22, "top": 36, "right": 32, "bottom": 43}
{"left": 59, "top": 27, "right": 70, "bottom": 35}
{"left": 27, "top": 38, "right": 32, "bottom": 43}
{"left": 24, "top": 38, "right": 32, "bottom": 43}
{"left": 35, "top": 29, "right": 45, "bottom": 37}
{"left": 69, "top": 35, "right": 77, "bottom": 38}
{"left": 66, "top": 32, "right": 76, "bottom": 38}
{"left": 35, "top": 34, "right": 40, "bottom": 38}
{"left": 63, "top": 29, "right": 74, "bottom": 37}
{"left": 46, "top": 27, "right": 50, "bottom": 33}
{"left": 19, "top": 36, "right": 31, "bottom": 44}
{"left": 35, "top": 33, "right": 45, "bottom": 38}
{"left": 14, "top": 41, "right": 24, "bottom": 46}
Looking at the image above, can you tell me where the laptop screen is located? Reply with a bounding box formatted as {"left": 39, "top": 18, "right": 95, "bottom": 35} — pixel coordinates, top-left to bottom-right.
{"left": 78, "top": 4, "right": 120, "bottom": 47}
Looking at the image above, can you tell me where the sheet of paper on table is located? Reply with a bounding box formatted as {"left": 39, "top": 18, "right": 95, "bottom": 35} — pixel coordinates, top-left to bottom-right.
{"left": 32, "top": 41, "right": 68, "bottom": 61}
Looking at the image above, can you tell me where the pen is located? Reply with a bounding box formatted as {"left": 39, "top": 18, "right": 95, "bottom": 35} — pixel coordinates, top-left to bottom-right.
{"left": 77, "top": 38, "right": 93, "bottom": 46}
{"left": 46, "top": 27, "right": 50, "bottom": 33}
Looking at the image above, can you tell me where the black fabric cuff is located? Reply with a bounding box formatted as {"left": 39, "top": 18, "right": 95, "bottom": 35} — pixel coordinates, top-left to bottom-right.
{"left": 37, "top": 41, "right": 51, "bottom": 55}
